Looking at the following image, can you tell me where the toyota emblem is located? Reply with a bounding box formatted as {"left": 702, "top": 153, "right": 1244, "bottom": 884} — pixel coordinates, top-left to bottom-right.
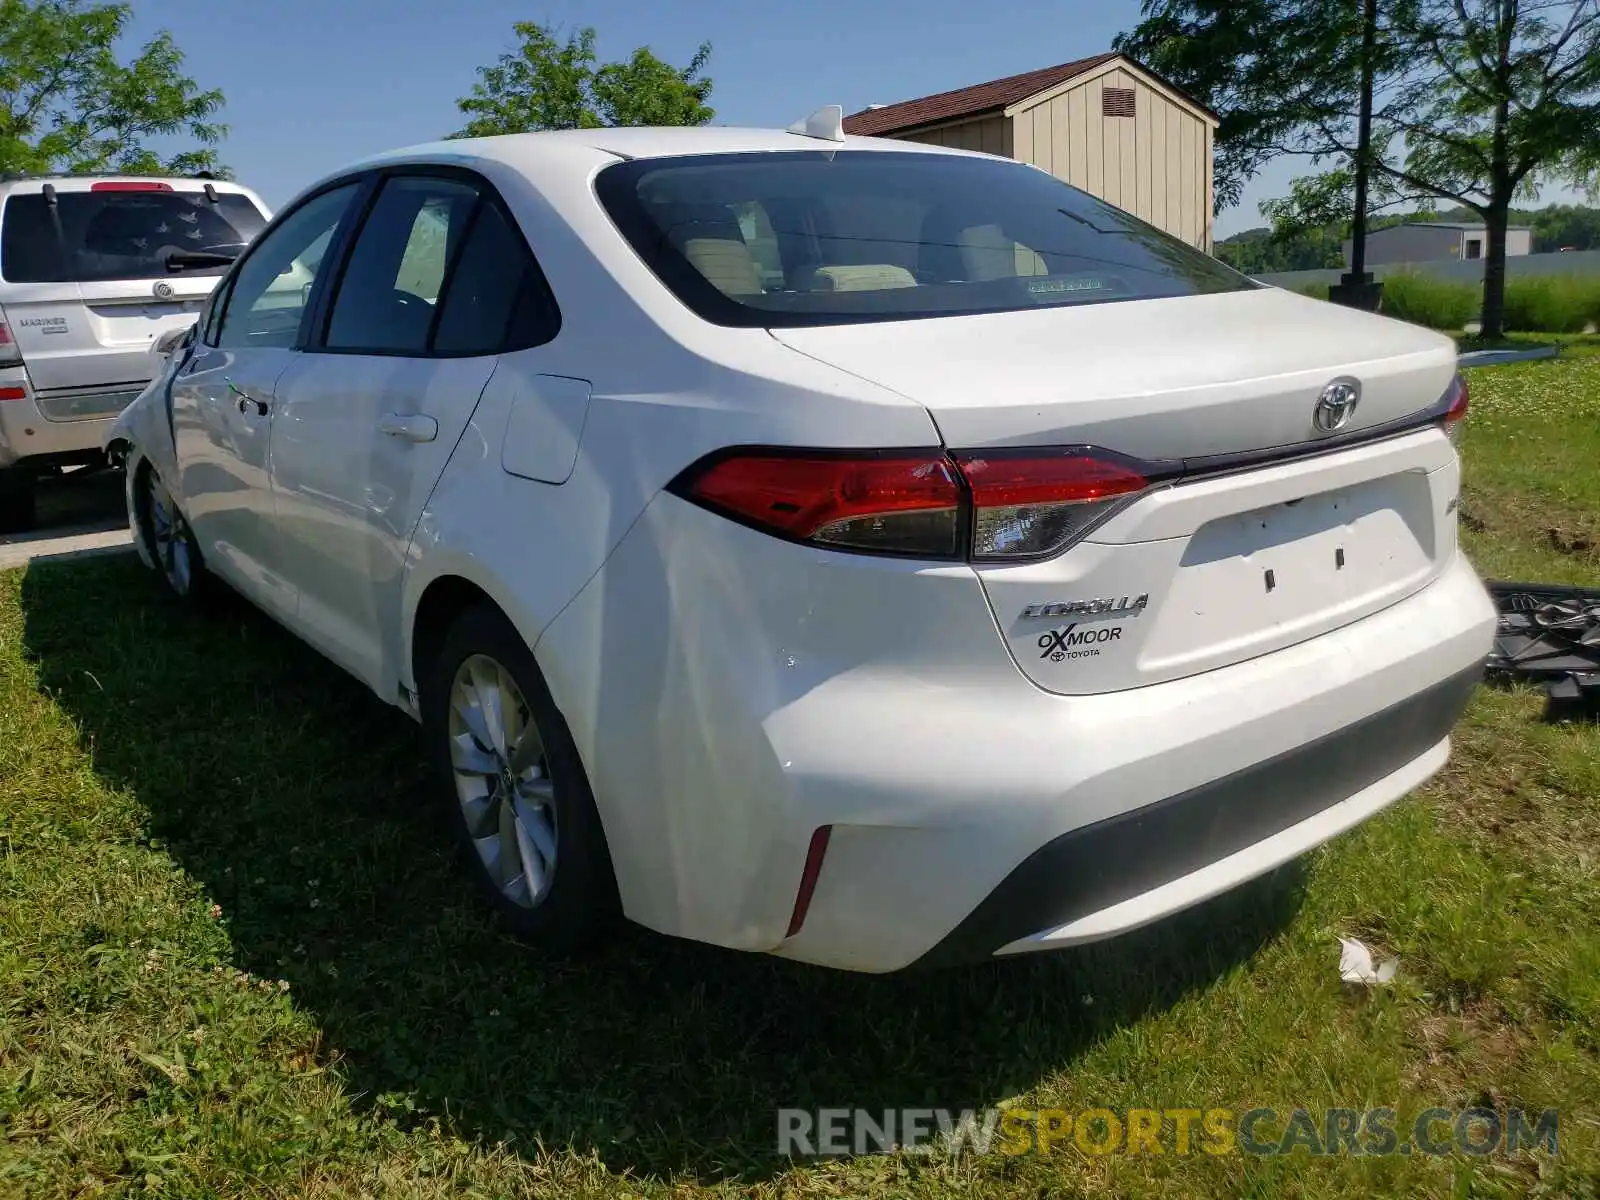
{"left": 1313, "top": 378, "right": 1360, "bottom": 434}
{"left": 153, "top": 280, "right": 175, "bottom": 300}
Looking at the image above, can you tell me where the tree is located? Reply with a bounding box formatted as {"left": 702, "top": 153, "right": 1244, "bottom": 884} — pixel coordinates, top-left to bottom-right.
{"left": 1115, "top": 0, "right": 1413, "bottom": 210}
{"left": 0, "top": 0, "right": 227, "bottom": 176}
{"left": 1529, "top": 201, "right": 1600, "bottom": 247}
{"left": 1119, "top": 0, "right": 1600, "bottom": 338}
{"left": 1215, "top": 224, "right": 1347, "bottom": 272}
{"left": 453, "top": 22, "right": 713, "bottom": 137}
{"left": 1390, "top": 0, "right": 1600, "bottom": 335}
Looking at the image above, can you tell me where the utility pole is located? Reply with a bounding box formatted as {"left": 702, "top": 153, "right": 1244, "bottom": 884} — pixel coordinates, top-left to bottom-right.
{"left": 1331, "top": 0, "right": 1383, "bottom": 310}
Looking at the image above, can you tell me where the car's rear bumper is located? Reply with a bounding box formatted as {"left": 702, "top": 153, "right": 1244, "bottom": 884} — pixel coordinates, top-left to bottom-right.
{"left": 914, "top": 664, "right": 1478, "bottom": 967}
{"left": 539, "top": 495, "right": 1497, "bottom": 974}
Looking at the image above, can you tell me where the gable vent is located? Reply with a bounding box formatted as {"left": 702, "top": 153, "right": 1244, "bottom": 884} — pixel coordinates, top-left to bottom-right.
{"left": 1102, "top": 87, "right": 1136, "bottom": 118}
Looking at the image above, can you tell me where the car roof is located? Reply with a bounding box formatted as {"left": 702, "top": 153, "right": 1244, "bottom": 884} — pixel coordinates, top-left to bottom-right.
{"left": 348, "top": 124, "right": 984, "bottom": 176}
{"left": 0, "top": 175, "right": 262, "bottom": 198}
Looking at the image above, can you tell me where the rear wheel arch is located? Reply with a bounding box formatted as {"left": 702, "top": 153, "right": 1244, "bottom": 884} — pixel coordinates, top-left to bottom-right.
{"left": 411, "top": 575, "right": 501, "bottom": 699}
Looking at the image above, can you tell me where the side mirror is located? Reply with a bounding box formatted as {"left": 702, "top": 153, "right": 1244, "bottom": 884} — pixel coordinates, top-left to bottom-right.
{"left": 153, "top": 325, "right": 194, "bottom": 359}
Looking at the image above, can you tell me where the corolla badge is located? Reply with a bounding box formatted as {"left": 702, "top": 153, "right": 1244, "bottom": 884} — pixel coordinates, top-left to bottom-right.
{"left": 1314, "top": 377, "right": 1360, "bottom": 433}
{"left": 1020, "top": 594, "right": 1149, "bottom": 620}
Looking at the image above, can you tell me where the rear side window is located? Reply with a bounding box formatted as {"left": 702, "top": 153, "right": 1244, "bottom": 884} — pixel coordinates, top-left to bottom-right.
{"left": 0, "top": 188, "right": 268, "bottom": 283}
{"left": 432, "top": 201, "right": 560, "bottom": 354}
{"left": 595, "top": 151, "right": 1252, "bottom": 328}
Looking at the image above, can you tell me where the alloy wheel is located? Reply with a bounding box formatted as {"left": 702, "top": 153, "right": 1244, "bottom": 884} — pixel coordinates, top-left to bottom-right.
{"left": 447, "top": 653, "right": 559, "bottom": 908}
{"left": 146, "top": 471, "right": 194, "bottom": 595}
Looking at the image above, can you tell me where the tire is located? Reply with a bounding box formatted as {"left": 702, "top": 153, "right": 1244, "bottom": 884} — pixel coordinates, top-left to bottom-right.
{"left": 136, "top": 464, "right": 206, "bottom": 602}
{"left": 423, "top": 603, "right": 618, "bottom": 952}
{"left": 0, "top": 470, "right": 36, "bottom": 534}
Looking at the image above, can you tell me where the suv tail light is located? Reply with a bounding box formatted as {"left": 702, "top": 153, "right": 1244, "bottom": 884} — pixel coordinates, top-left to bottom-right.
{"left": 0, "top": 315, "right": 20, "bottom": 368}
{"left": 673, "top": 446, "right": 1157, "bottom": 561}
{"left": 1441, "top": 373, "right": 1469, "bottom": 443}
{"left": 90, "top": 180, "right": 173, "bottom": 192}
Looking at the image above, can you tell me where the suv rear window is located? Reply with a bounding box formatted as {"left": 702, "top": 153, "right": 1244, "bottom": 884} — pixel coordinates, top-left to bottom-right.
{"left": 0, "top": 189, "right": 268, "bottom": 284}
{"left": 595, "top": 151, "right": 1251, "bottom": 328}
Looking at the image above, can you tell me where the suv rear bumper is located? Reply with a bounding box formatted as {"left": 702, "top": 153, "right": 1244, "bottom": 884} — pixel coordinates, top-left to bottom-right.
{"left": 0, "top": 369, "right": 122, "bottom": 470}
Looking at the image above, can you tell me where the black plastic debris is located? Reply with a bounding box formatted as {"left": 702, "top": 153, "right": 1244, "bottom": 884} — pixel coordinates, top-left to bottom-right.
{"left": 1485, "top": 581, "right": 1600, "bottom": 720}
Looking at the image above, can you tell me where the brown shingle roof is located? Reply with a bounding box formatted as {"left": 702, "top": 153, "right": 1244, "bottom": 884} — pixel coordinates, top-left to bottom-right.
{"left": 841, "top": 53, "right": 1119, "bottom": 137}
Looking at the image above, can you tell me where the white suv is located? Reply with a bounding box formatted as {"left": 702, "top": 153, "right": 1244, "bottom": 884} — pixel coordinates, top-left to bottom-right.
{"left": 107, "top": 126, "right": 1496, "bottom": 973}
{"left": 0, "top": 174, "right": 270, "bottom": 529}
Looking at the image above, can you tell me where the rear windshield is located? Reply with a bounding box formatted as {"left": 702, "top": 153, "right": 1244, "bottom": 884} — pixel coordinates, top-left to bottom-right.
{"left": 0, "top": 189, "right": 268, "bottom": 284}
{"left": 594, "top": 150, "right": 1252, "bottom": 327}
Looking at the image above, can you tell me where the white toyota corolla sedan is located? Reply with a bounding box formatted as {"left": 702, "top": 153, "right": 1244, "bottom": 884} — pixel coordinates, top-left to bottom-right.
{"left": 106, "top": 116, "right": 1497, "bottom": 973}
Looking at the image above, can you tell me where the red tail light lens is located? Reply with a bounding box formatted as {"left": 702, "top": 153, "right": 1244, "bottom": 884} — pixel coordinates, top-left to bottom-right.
{"left": 674, "top": 446, "right": 1159, "bottom": 560}
{"left": 953, "top": 449, "right": 1150, "bottom": 560}
{"left": 0, "top": 386, "right": 26, "bottom": 401}
{"left": 90, "top": 180, "right": 173, "bottom": 191}
{"left": 1442, "top": 373, "right": 1469, "bottom": 442}
{"left": 680, "top": 451, "right": 963, "bottom": 556}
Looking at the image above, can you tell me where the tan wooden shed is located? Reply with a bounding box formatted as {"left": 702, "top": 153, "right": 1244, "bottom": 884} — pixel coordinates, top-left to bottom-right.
{"left": 841, "top": 54, "right": 1219, "bottom": 251}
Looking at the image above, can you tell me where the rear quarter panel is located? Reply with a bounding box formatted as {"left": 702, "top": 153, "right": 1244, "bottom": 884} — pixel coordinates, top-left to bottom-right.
{"left": 397, "top": 153, "right": 941, "bottom": 705}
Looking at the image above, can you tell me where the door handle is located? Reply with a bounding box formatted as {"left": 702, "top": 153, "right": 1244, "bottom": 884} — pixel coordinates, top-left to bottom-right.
{"left": 225, "top": 377, "right": 267, "bottom": 416}
{"left": 377, "top": 413, "right": 438, "bottom": 443}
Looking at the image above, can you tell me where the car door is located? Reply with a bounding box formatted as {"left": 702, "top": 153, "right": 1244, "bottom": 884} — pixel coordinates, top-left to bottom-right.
{"left": 268, "top": 172, "right": 556, "bottom": 692}
{"left": 170, "top": 182, "right": 365, "bottom": 620}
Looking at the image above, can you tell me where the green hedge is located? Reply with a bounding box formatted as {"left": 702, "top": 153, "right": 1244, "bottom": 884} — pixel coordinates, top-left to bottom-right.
{"left": 1500, "top": 274, "right": 1600, "bottom": 333}
{"left": 1292, "top": 271, "right": 1600, "bottom": 333}
{"left": 1376, "top": 273, "right": 1480, "bottom": 330}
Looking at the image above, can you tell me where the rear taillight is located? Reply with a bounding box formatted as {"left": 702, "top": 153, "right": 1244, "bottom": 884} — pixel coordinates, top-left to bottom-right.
{"left": 1442, "top": 373, "right": 1469, "bottom": 443}
{"left": 0, "top": 316, "right": 19, "bottom": 368}
{"left": 673, "top": 446, "right": 1156, "bottom": 561}
{"left": 953, "top": 449, "right": 1150, "bottom": 560}
{"left": 0, "top": 386, "right": 26, "bottom": 401}
{"left": 680, "top": 450, "right": 963, "bottom": 556}
{"left": 90, "top": 180, "right": 173, "bottom": 192}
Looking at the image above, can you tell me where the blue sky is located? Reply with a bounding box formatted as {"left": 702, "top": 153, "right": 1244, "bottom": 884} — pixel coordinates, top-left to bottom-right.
{"left": 122, "top": 0, "right": 1579, "bottom": 237}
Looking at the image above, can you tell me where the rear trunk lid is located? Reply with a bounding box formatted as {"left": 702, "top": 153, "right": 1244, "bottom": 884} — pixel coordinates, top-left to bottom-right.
{"left": 0, "top": 183, "right": 268, "bottom": 413}
{"left": 772, "top": 287, "right": 1462, "bottom": 695}
{"left": 771, "top": 288, "right": 1456, "bottom": 457}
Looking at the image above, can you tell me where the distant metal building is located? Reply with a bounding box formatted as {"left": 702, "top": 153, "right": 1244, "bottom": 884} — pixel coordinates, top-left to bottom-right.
{"left": 1343, "top": 222, "right": 1533, "bottom": 267}
{"left": 841, "top": 54, "right": 1220, "bottom": 250}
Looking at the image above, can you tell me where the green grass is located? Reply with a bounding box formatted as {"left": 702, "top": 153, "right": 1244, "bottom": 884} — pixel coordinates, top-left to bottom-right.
{"left": 1457, "top": 339, "right": 1600, "bottom": 583}
{"left": 3, "top": 356, "right": 1600, "bottom": 1196}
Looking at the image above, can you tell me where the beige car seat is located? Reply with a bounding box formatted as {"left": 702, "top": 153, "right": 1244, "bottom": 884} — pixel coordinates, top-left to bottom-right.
{"left": 668, "top": 210, "right": 764, "bottom": 297}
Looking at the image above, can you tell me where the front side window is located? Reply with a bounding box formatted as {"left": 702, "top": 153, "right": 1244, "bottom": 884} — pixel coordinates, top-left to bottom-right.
{"left": 324, "top": 176, "right": 479, "bottom": 354}
{"left": 1, "top": 188, "right": 268, "bottom": 284}
{"left": 216, "top": 183, "right": 361, "bottom": 350}
{"left": 596, "top": 151, "right": 1252, "bottom": 327}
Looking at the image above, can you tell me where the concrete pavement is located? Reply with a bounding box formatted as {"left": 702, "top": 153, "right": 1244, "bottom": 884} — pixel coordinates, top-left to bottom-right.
{"left": 0, "top": 469, "right": 134, "bottom": 570}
